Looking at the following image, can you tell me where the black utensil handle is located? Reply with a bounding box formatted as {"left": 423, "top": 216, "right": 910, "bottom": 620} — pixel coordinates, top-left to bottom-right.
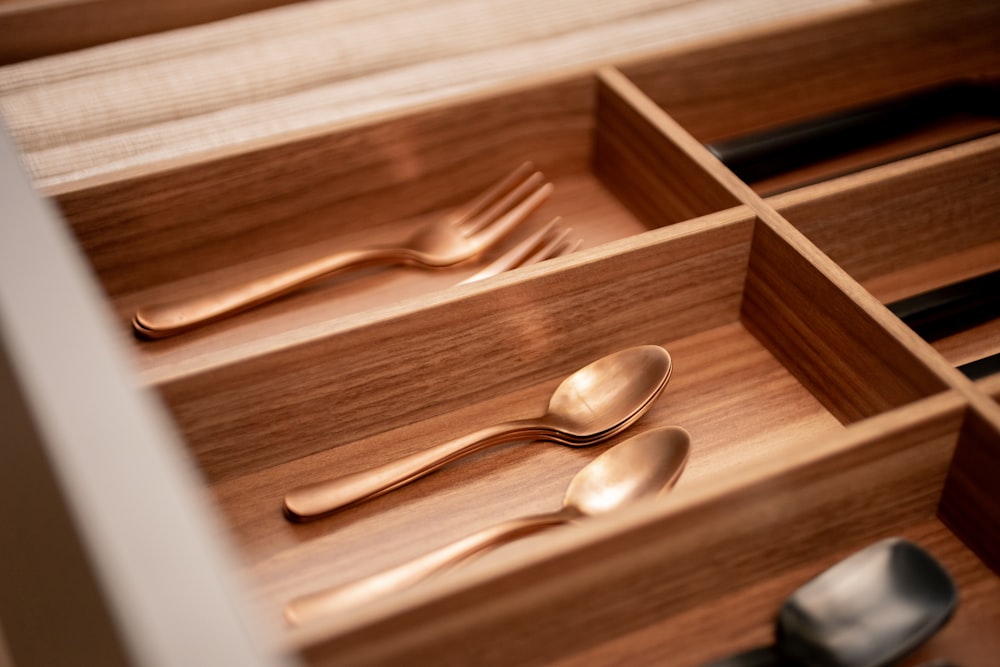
{"left": 887, "top": 268, "right": 1000, "bottom": 342}
{"left": 701, "top": 645, "right": 791, "bottom": 667}
{"left": 707, "top": 78, "right": 1000, "bottom": 182}
{"left": 958, "top": 351, "right": 1000, "bottom": 380}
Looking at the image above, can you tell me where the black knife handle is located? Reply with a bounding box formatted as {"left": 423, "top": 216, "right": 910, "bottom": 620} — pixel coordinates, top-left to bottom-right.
{"left": 887, "top": 268, "right": 1000, "bottom": 343}
{"left": 958, "top": 351, "right": 1000, "bottom": 380}
{"left": 707, "top": 78, "right": 1000, "bottom": 183}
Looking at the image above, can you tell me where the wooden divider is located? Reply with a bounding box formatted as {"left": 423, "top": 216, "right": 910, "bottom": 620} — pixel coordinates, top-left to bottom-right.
{"left": 0, "top": 0, "right": 305, "bottom": 64}
{"left": 616, "top": 0, "right": 1000, "bottom": 144}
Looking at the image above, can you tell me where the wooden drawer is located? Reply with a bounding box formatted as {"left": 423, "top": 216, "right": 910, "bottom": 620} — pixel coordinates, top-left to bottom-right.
{"left": 2, "top": 1, "right": 999, "bottom": 665}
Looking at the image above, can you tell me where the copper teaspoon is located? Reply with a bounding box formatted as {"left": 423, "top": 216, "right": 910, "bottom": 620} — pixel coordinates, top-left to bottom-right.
{"left": 283, "top": 345, "right": 672, "bottom": 521}
{"left": 285, "top": 425, "right": 690, "bottom": 625}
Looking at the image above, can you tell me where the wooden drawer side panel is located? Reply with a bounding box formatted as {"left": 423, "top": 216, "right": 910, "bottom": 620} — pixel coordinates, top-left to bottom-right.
{"left": 771, "top": 134, "right": 1000, "bottom": 291}
{"left": 939, "top": 407, "right": 1000, "bottom": 574}
{"left": 741, "top": 218, "right": 950, "bottom": 423}
{"left": 162, "top": 212, "right": 754, "bottom": 483}
{"left": 0, "top": 0, "right": 307, "bottom": 65}
{"left": 618, "top": 0, "right": 1000, "bottom": 143}
{"left": 592, "top": 68, "right": 741, "bottom": 227}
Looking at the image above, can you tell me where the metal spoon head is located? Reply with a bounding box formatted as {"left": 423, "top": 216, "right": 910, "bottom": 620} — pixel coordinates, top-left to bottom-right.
{"left": 563, "top": 426, "right": 690, "bottom": 517}
{"left": 544, "top": 345, "right": 672, "bottom": 441}
{"left": 777, "top": 537, "right": 958, "bottom": 667}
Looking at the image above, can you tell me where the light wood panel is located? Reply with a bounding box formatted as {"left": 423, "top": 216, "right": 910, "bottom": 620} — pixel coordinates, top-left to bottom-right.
{"left": 770, "top": 135, "right": 1000, "bottom": 372}
{"left": 87, "top": 64, "right": 750, "bottom": 381}
{"left": 118, "top": 171, "right": 642, "bottom": 380}
{"left": 590, "top": 43, "right": 959, "bottom": 426}
{"left": 0, "top": 0, "right": 307, "bottom": 64}
{"left": 939, "top": 408, "right": 1000, "bottom": 574}
{"left": 0, "top": 0, "right": 859, "bottom": 188}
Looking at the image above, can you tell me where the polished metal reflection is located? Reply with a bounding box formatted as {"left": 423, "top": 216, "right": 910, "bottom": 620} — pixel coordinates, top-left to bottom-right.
{"left": 282, "top": 344, "right": 672, "bottom": 521}
{"left": 284, "top": 425, "right": 690, "bottom": 626}
{"left": 779, "top": 538, "right": 957, "bottom": 667}
{"left": 705, "top": 538, "right": 958, "bottom": 667}
{"left": 458, "top": 216, "right": 581, "bottom": 285}
{"left": 133, "top": 162, "right": 553, "bottom": 338}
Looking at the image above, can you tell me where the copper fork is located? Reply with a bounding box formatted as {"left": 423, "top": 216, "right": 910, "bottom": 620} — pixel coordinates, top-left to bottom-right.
{"left": 459, "top": 216, "right": 581, "bottom": 285}
{"left": 133, "top": 163, "right": 553, "bottom": 338}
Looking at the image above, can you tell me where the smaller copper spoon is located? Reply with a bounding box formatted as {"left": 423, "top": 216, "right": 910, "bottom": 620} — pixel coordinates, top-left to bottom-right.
{"left": 285, "top": 425, "right": 690, "bottom": 625}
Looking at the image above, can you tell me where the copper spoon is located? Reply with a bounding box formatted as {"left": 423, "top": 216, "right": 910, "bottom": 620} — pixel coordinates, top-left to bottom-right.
{"left": 283, "top": 345, "right": 672, "bottom": 521}
{"left": 285, "top": 425, "right": 690, "bottom": 625}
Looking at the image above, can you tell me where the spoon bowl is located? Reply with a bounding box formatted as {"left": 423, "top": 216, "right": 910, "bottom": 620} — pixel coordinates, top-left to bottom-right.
{"left": 285, "top": 426, "right": 691, "bottom": 625}
{"left": 542, "top": 344, "right": 673, "bottom": 439}
{"left": 706, "top": 538, "right": 958, "bottom": 667}
{"left": 564, "top": 425, "right": 690, "bottom": 516}
{"left": 779, "top": 538, "right": 957, "bottom": 667}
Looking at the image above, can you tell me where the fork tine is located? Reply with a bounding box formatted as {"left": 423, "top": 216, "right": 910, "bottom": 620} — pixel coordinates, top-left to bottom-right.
{"left": 453, "top": 162, "right": 537, "bottom": 227}
{"left": 522, "top": 226, "right": 581, "bottom": 266}
{"left": 460, "top": 217, "right": 559, "bottom": 284}
{"left": 461, "top": 170, "right": 546, "bottom": 235}
{"left": 468, "top": 180, "right": 554, "bottom": 248}
{"left": 460, "top": 217, "right": 579, "bottom": 284}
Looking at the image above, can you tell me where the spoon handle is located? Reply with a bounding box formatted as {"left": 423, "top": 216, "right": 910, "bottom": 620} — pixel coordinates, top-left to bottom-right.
{"left": 285, "top": 509, "right": 573, "bottom": 625}
{"left": 132, "top": 246, "right": 404, "bottom": 338}
{"left": 283, "top": 419, "right": 540, "bottom": 521}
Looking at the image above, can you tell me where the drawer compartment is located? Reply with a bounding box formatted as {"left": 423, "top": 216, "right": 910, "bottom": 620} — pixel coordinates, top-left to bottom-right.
{"left": 2, "top": 1, "right": 999, "bottom": 666}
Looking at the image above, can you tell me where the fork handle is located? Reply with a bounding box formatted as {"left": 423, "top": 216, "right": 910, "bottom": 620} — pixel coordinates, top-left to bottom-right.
{"left": 285, "top": 508, "right": 574, "bottom": 624}
{"left": 133, "top": 246, "right": 407, "bottom": 338}
{"left": 283, "top": 419, "right": 540, "bottom": 521}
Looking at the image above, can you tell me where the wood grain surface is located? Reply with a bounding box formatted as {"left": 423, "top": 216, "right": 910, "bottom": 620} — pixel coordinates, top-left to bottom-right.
{"left": 770, "top": 135, "right": 1000, "bottom": 371}
{"left": 158, "top": 209, "right": 755, "bottom": 483}
{"left": 770, "top": 134, "right": 1000, "bottom": 294}
{"left": 4, "top": 0, "right": 1000, "bottom": 665}
{"left": 0, "top": 0, "right": 861, "bottom": 190}
{"left": 52, "top": 74, "right": 596, "bottom": 297}
{"left": 213, "top": 319, "right": 842, "bottom": 608}
{"left": 618, "top": 0, "right": 1000, "bottom": 144}
{"left": 0, "top": 0, "right": 306, "bottom": 64}
{"left": 551, "top": 515, "right": 1000, "bottom": 667}
{"left": 289, "top": 394, "right": 967, "bottom": 665}
{"left": 594, "top": 68, "right": 741, "bottom": 225}
{"left": 168, "top": 4, "right": 1000, "bottom": 661}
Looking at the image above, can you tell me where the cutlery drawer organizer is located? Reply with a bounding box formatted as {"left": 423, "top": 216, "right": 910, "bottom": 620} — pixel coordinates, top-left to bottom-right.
{"left": 8, "top": 0, "right": 1000, "bottom": 665}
